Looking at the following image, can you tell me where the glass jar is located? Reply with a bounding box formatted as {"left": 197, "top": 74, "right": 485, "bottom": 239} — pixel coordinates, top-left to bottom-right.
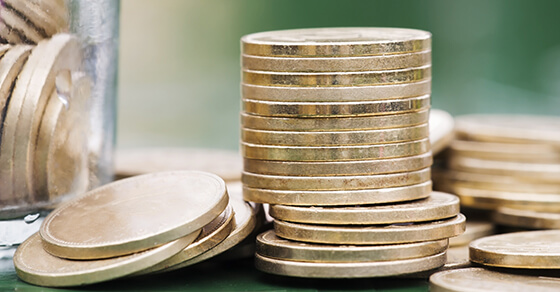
{"left": 0, "top": 0, "right": 119, "bottom": 246}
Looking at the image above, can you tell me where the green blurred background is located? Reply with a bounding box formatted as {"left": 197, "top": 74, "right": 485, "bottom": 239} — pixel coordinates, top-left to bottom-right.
{"left": 117, "top": 0, "right": 560, "bottom": 150}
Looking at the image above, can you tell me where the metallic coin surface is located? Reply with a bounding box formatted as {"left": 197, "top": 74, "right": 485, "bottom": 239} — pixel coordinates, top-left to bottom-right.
{"left": 274, "top": 214, "right": 465, "bottom": 245}
{"left": 243, "top": 181, "right": 432, "bottom": 206}
{"left": 114, "top": 147, "right": 242, "bottom": 181}
{"left": 13, "top": 232, "right": 199, "bottom": 287}
{"left": 4, "top": 0, "right": 62, "bottom": 36}
{"left": 470, "top": 230, "right": 560, "bottom": 268}
{"left": 455, "top": 114, "right": 560, "bottom": 145}
{"left": 243, "top": 95, "right": 430, "bottom": 117}
{"left": 449, "top": 220, "right": 495, "bottom": 247}
{"left": 448, "top": 140, "right": 560, "bottom": 163}
{"left": 40, "top": 171, "right": 229, "bottom": 259}
{"left": 0, "top": 21, "right": 23, "bottom": 44}
{"left": 256, "top": 230, "right": 447, "bottom": 263}
{"left": 255, "top": 251, "right": 446, "bottom": 278}
{"left": 399, "top": 244, "right": 472, "bottom": 279}
{"left": 429, "top": 109, "right": 454, "bottom": 155}
{"left": 241, "top": 79, "right": 431, "bottom": 102}
{"left": 430, "top": 267, "right": 560, "bottom": 292}
{"left": 244, "top": 152, "right": 432, "bottom": 176}
{"left": 0, "top": 7, "right": 45, "bottom": 43}
{"left": 242, "top": 138, "right": 430, "bottom": 161}
{"left": 241, "top": 124, "right": 428, "bottom": 146}
{"left": 493, "top": 207, "right": 560, "bottom": 229}
{"left": 242, "top": 27, "right": 431, "bottom": 57}
{"left": 269, "top": 191, "right": 459, "bottom": 225}
{"left": 242, "top": 167, "right": 430, "bottom": 191}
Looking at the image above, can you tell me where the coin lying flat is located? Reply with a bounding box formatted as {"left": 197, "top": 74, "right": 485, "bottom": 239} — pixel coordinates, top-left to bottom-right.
{"left": 241, "top": 109, "right": 430, "bottom": 132}
{"left": 430, "top": 268, "right": 560, "bottom": 292}
{"left": 243, "top": 181, "right": 432, "bottom": 206}
{"left": 256, "top": 230, "right": 447, "bottom": 263}
{"left": 242, "top": 168, "right": 430, "bottom": 191}
{"left": 470, "top": 230, "right": 560, "bottom": 269}
{"left": 429, "top": 109, "right": 454, "bottom": 155}
{"left": 255, "top": 251, "right": 446, "bottom": 278}
{"left": 241, "top": 79, "right": 431, "bottom": 102}
{"left": 114, "top": 147, "right": 242, "bottom": 181}
{"left": 243, "top": 152, "right": 432, "bottom": 176}
{"left": 449, "top": 220, "right": 495, "bottom": 247}
{"left": 437, "top": 170, "right": 560, "bottom": 193}
{"left": 269, "top": 192, "right": 459, "bottom": 225}
{"left": 448, "top": 140, "right": 560, "bottom": 163}
{"left": 242, "top": 124, "right": 428, "bottom": 146}
{"left": 242, "top": 138, "right": 430, "bottom": 161}
{"left": 274, "top": 214, "right": 465, "bottom": 245}
{"left": 13, "top": 232, "right": 199, "bottom": 287}
{"left": 243, "top": 95, "right": 430, "bottom": 117}
{"left": 40, "top": 171, "right": 229, "bottom": 259}
{"left": 242, "top": 27, "right": 431, "bottom": 57}
{"left": 493, "top": 207, "right": 560, "bottom": 229}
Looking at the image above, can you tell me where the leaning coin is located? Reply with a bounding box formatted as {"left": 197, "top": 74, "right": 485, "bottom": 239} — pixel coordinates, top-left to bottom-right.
{"left": 13, "top": 231, "right": 199, "bottom": 287}
{"left": 493, "top": 207, "right": 560, "bottom": 230}
{"left": 429, "top": 109, "right": 454, "bottom": 155}
{"left": 274, "top": 214, "right": 465, "bottom": 245}
{"left": 470, "top": 230, "right": 560, "bottom": 268}
{"left": 40, "top": 171, "right": 229, "bottom": 259}
{"left": 430, "top": 267, "right": 560, "bottom": 292}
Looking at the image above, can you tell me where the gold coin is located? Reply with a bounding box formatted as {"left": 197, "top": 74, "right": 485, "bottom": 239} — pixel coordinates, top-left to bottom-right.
{"left": 11, "top": 34, "right": 82, "bottom": 203}
{"left": 256, "top": 230, "right": 447, "bottom": 263}
{"left": 0, "top": 45, "right": 32, "bottom": 205}
{"left": 449, "top": 220, "right": 495, "bottom": 247}
{"left": 242, "top": 138, "right": 430, "bottom": 161}
{"left": 449, "top": 140, "right": 560, "bottom": 163}
{"left": 242, "top": 79, "right": 431, "bottom": 102}
{"left": 242, "top": 27, "right": 431, "bottom": 57}
{"left": 274, "top": 214, "right": 465, "bottom": 245}
{"left": 244, "top": 66, "right": 430, "bottom": 87}
{"left": 437, "top": 170, "right": 560, "bottom": 193}
{"left": 0, "top": 21, "right": 23, "bottom": 44}
{"left": 0, "top": 7, "right": 46, "bottom": 43}
{"left": 242, "top": 50, "right": 431, "bottom": 72}
{"left": 470, "top": 230, "right": 560, "bottom": 268}
{"left": 132, "top": 204, "right": 235, "bottom": 276}
{"left": 241, "top": 109, "right": 429, "bottom": 132}
{"left": 114, "top": 147, "right": 242, "bottom": 181}
{"left": 241, "top": 123, "right": 428, "bottom": 146}
{"left": 429, "top": 109, "right": 454, "bottom": 155}
{"left": 40, "top": 171, "right": 229, "bottom": 259}
{"left": 243, "top": 181, "right": 432, "bottom": 206}
{"left": 255, "top": 251, "right": 446, "bottom": 278}
{"left": 493, "top": 207, "right": 560, "bottom": 229}
{"left": 455, "top": 114, "right": 560, "bottom": 145}
{"left": 430, "top": 267, "right": 560, "bottom": 292}
{"left": 13, "top": 232, "right": 199, "bottom": 287}
{"left": 243, "top": 96, "right": 430, "bottom": 118}
{"left": 242, "top": 167, "right": 430, "bottom": 191}
{"left": 4, "top": 0, "right": 61, "bottom": 36}
{"left": 269, "top": 191, "right": 459, "bottom": 225}
{"left": 244, "top": 152, "right": 432, "bottom": 177}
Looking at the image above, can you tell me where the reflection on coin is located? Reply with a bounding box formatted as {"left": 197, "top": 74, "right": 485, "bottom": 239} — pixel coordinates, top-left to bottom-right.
{"left": 13, "top": 232, "right": 199, "bottom": 287}
{"left": 470, "top": 230, "right": 560, "bottom": 268}
{"left": 255, "top": 252, "right": 446, "bottom": 278}
{"left": 256, "top": 230, "right": 447, "bottom": 263}
{"left": 429, "top": 109, "right": 454, "bottom": 155}
{"left": 243, "top": 95, "right": 430, "bottom": 117}
{"left": 242, "top": 168, "right": 430, "bottom": 191}
{"left": 114, "top": 147, "right": 242, "bottom": 181}
{"left": 430, "top": 268, "right": 560, "bottom": 292}
{"left": 242, "top": 27, "right": 431, "bottom": 57}
{"left": 449, "top": 220, "right": 495, "bottom": 247}
{"left": 243, "top": 152, "right": 433, "bottom": 176}
{"left": 242, "top": 138, "right": 430, "bottom": 161}
{"left": 40, "top": 171, "right": 229, "bottom": 259}
{"left": 493, "top": 207, "right": 560, "bottom": 229}
{"left": 448, "top": 140, "right": 560, "bottom": 163}
{"left": 241, "top": 79, "right": 431, "bottom": 102}
{"left": 274, "top": 214, "right": 465, "bottom": 245}
{"left": 243, "top": 181, "right": 432, "bottom": 206}
{"left": 269, "top": 192, "right": 459, "bottom": 225}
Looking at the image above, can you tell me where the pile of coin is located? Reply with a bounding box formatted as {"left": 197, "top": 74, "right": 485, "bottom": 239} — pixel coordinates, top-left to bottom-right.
{"left": 434, "top": 114, "right": 560, "bottom": 230}
{"left": 240, "top": 27, "right": 465, "bottom": 278}
{"left": 0, "top": 0, "right": 68, "bottom": 44}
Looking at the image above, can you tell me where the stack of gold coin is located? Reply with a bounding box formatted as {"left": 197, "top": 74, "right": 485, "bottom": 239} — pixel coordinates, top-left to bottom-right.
{"left": 240, "top": 27, "right": 465, "bottom": 278}
{"left": 434, "top": 114, "right": 560, "bottom": 230}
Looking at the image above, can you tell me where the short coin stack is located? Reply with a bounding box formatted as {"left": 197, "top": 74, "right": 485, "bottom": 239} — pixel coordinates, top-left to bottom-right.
{"left": 434, "top": 114, "right": 560, "bottom": 230}
{"left": 240, "top": 27, "right": 465, "bottom": 278}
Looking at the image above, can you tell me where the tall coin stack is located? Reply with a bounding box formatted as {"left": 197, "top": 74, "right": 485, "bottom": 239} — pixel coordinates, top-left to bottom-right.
{"left": 240, "top": 28, "right": 465, "bottom": 278}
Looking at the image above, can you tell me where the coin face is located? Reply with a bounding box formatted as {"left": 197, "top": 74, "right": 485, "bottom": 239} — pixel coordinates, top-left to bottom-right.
{"left": 430, "top": 268, "right": 560, "bottom": 292}
{"left": 493, "top": 207, "right": 560, "bottom": 229}
{"left": 242, "top": 27, "right": 431, "bottom": 57}
{"left": 40, "top": 171, "right": 229, "bottom": 259}
{"left": 470, "top": 230, "right": 560, "bottom": 268}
